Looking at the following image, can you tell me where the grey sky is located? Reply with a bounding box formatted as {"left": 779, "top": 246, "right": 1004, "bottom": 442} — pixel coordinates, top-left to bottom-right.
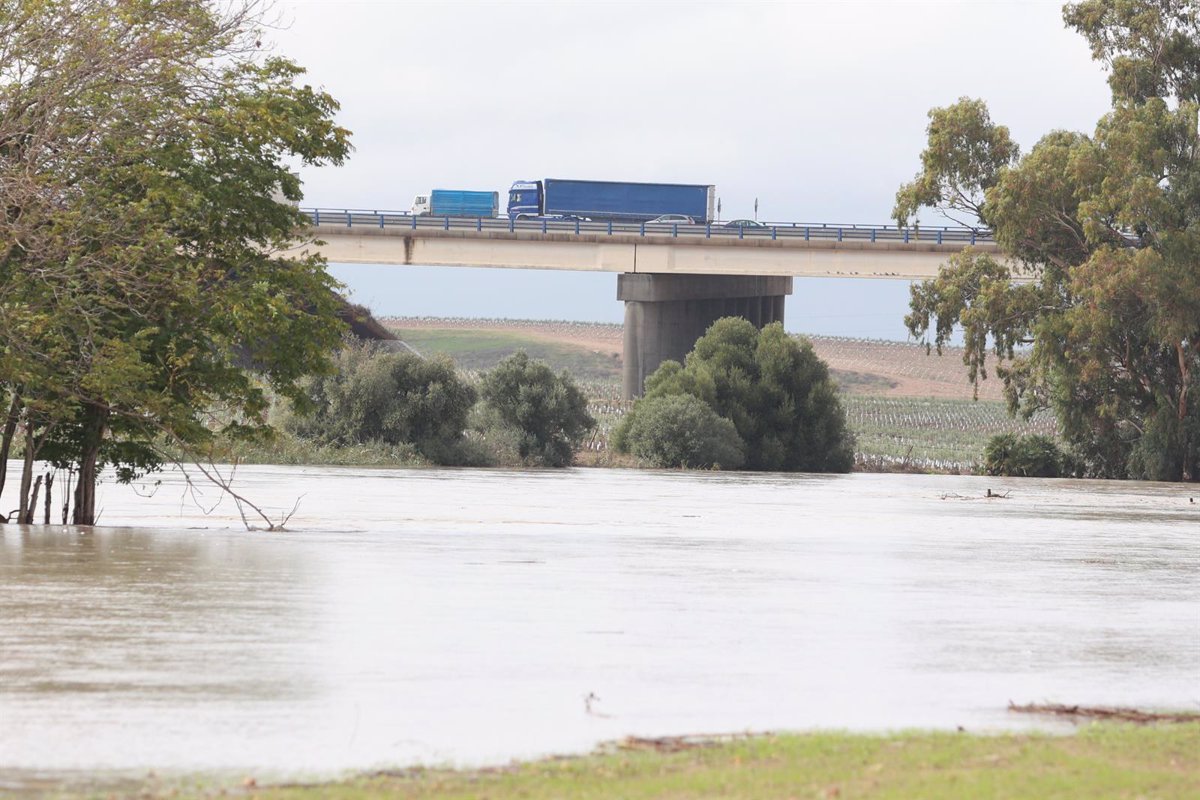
{"left": 274, "top": 0, "right": 1115, "bottom": 338}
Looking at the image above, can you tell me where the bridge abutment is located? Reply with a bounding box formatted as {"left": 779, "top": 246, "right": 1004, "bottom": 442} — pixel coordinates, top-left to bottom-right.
{"left": 618, "top": 274, "right": 793, "bottom": 399}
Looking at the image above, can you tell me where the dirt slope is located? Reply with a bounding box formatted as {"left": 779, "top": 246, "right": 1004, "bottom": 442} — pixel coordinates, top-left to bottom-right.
{"left": 385, "top": 317, "right": 1005, "bottom": 401}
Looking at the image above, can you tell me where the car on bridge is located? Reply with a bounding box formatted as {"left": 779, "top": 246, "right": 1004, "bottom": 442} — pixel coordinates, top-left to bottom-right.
{"left": 646, "top": 214, "right": 695, "bottom": 226}
{"left": 723, "top": 219, "right": 765, "bottom": 228}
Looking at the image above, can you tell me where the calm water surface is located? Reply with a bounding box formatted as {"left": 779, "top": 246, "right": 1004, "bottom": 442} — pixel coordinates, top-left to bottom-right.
{"left": 0, "top": 465, "right": 1197, "bottom": 779}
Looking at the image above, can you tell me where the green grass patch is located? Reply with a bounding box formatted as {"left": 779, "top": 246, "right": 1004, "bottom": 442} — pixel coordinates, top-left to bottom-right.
{"left": 41, "top": 725, "right": 1200, "bottom": 799}
{"left": 394, "top": 329, "right": 622, "bottom": 382}
{"left": 832, "top": 368, "right": 899, "bottom": 394}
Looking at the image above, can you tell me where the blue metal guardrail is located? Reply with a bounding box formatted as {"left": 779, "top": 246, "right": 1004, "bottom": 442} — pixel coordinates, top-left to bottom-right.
{"left": 300, "top": 208, "right": 995, "bottom": 246}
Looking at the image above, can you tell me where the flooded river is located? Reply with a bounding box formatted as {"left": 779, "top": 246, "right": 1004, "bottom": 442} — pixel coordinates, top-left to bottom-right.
{"left": 0, "top": 465, "right": 1197, "bottom": 779}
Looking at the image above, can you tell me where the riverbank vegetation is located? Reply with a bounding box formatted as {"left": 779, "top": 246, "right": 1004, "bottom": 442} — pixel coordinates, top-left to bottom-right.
{"left": 278, "top": 341, "right": 594, "bottom": 469}
{"left": 39, "top": 725, "right": 1200, "bottom": 800}
{"left": 895, "top": 0, "right": 1200, "bottom": 482}
{"left": 381, "top": 321, "right": 1061, "bottom": 473}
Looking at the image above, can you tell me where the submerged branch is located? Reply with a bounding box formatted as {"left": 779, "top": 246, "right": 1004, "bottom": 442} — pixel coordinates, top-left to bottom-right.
{"left": 1008, "top": 702, "right": 1200, "bottom": 724}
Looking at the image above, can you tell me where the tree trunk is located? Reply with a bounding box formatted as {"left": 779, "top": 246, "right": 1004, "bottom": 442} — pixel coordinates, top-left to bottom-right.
{"left": 25, "top": 475, "right": 42, "bottom": 524}
{"left": 72, "top": 406, "right": 108, "bottom": 526}
{"left": 0, "top": 392, "right": 20, "bottom": 506}
{"left": 1176, "top": 343, "right": 1193, "bottom": 482}
{"left": 18, "top": 422, "right": 34, "bottom": 523}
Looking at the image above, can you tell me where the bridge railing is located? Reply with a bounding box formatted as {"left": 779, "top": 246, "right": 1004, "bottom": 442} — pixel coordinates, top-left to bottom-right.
{"left": 300, "top": 208, "right": 994, "bottom": 246}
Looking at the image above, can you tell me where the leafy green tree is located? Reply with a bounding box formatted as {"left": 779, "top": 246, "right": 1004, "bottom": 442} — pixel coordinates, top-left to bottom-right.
{"left": 895, "top": 1, "right": 1200, "bottom": 481}
{"left": 622, "top": 318, "right": 854, "bottom": 473}
{"left": 478, "top": 351, "right": 595, "bottom": 467}
{"left": 0, "top": 0, "right": 351, "bottom": 522}
{"left": 612, "top": 394, "right": 745, "bottom": 469}
{"left": 288, "top": 341, "right": 477, "bottom": 464}
{"left": 983, "top": 433, "right": 1069, "bottom": 478}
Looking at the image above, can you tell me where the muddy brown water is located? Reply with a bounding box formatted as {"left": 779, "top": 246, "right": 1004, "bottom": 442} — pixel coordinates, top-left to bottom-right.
{"left": 0, "top": 465, "right": 1197, "bottom": 782}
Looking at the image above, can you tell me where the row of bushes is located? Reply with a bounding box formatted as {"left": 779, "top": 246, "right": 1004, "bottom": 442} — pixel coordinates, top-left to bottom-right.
{"left": 288, "top": 323, "right": 1079, "bottom": 478}
{"left": 285, "top": 342, "right": 593, "bottom": 468}
{"left": 287, "top": 318, "right": 860, "bottom": 474}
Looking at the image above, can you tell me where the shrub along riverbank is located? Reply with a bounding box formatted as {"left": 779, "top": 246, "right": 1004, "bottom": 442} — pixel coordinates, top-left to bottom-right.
{"left": 30, "top": 725, "right": 1200, "bottom": 799}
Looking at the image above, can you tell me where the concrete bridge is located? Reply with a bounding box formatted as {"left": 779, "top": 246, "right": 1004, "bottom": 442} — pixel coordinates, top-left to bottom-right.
{"left": 289, "top": 209, "right": 998, "bottom": 397}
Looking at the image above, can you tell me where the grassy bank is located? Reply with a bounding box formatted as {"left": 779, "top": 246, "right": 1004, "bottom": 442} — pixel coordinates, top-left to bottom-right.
{"left": 45, "top": 725, "right": 1200, "bottom": 800}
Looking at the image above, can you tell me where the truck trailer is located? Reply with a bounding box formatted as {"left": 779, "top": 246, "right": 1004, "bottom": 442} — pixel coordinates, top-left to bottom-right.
{"left": 507, "top": 179, "right": 716, "bottom": 223}
{"left": 411, "top": 189, "right": 499, "bottom": 217}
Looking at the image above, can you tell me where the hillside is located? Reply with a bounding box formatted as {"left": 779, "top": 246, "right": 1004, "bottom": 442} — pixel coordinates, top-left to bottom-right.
{"left": 384, "top": 317, "right": 1006, "bottom": 401}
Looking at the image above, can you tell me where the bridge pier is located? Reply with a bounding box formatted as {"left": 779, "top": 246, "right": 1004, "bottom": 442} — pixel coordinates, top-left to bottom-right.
{"left": 618, "top": 274, "right": 793, "bottom": 399}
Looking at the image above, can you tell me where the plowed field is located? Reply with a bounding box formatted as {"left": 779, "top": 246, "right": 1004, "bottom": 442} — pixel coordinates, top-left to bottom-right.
{"left": 385, "top": 316, "right": 1005, "bottom": 401}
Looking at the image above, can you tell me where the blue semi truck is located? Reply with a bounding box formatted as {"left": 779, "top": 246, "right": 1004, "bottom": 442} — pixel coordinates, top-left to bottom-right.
{"left": 411, "top": 189, "right": 499, "bottom": 217}
{"left": 507, "top": 179, "right": 716, "bottom": 223}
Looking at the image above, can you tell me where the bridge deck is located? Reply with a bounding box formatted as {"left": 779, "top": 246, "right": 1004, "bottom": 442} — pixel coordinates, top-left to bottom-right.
{"left": 291, "top": 209, "right": 1002, "bottom": 280}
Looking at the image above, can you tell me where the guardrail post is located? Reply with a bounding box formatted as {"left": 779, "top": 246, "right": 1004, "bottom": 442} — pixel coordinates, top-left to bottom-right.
{"left": 509, "top": 216, "right": 514, "bottom": 232}
{"left": 904, "top": 228, "right": 909, "bottom": 243}
{"left": 804, "top": 227, "right": 809, "bottom": 241}
{"left": 575, "top": 219, "right": 580, "bottom": 235}
{"left": 937, "top": 230, "right": 943, "bottom": 244}
{"left": 444, "top": 216, "right": 450, "bottom": 231}
{"left": 345, "top": 209, "right": 351, "bottom": 228}
{"left": 607, "top": 220, "right": 613, "bottom": 236}
{"left": 738, "top": 225, "right": 744, "bottom": 240}
{"left": 871, "top": 229, "right": 876, "bottom": 243}
{"left": 672, "top": 223, "right": 678, "bottom": 238}
{"left": 771, "top": 226, "right": 777, "bottom": 241}
{"left": 411, "top": 214, "right": 417, "bottom": 230}
{"left": 706, "top": 223, "right": 711, "bottom": 238}
{"left": 970, "top": 231, "right": 976, "bottom": 245}
{"left": 379, "top": 213, "right": 384, "bottom": 229}
{"left": 477, "top": 217, "right": 483, "bottom": 232}
{"left": 314, "top": 209, "right": 320, "bottom": 226}
{"left": 837, "top": 227, "right": 843, "bottom": 242}
{"left": 640, "top": 221, "right": 646, "bottom": 236}
{"left": 542, "top": 218, "right": 547, "bottom": 233}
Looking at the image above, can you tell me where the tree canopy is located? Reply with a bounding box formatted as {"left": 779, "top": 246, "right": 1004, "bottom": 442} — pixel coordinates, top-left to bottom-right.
{"left": 0, "top": 0, "right": 352, "bottom": 522}
{"left": 288, "top": 341, "right": 478, "bottom": 465}
{"left": 477, "top": 351, "right": 595, "bottom": 467}
{"left": 895, "top": 0, "right": 1200, "bottom": 481}
{"left": 615, "top": 318, "right": 854, "bottom": 473}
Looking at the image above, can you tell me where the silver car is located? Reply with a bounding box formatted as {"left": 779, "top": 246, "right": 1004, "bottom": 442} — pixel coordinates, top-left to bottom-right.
{"left": 645, "top": 214, "right": 695, "bottom": 225}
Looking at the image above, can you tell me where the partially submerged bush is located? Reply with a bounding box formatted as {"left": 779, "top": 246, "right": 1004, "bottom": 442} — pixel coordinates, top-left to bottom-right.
{"left": 288, "top": 340, "right": 477, "bottom": 465}
{"left": 983, "top": 433, "right": 1068, "bottom": 477}
{"left": 612, "top": 394, "right": 744, "bottom": 469}
{"left": 619, "top": 318, "right": 854, "bottom": 473}
{"left": 477, "top": 351, "right": 595, "bottom": 467}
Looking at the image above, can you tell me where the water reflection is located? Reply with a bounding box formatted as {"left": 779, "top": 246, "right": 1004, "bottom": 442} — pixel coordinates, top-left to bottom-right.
{"left": 0, "top": 466, "right": 1197, "bottom": 777}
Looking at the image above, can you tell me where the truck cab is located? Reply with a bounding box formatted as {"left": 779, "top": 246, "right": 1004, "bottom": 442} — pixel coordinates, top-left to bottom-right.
{"left": 507, "top": 181, "right": 542, "bottom": 218}
{"left": 411, "top": 194, "right": 431, "bottom": 215}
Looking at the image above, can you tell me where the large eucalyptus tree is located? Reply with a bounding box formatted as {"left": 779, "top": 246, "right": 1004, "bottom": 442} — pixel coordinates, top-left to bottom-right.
{"left": 896, "top": 0, "right": 1200, "bottom": 480}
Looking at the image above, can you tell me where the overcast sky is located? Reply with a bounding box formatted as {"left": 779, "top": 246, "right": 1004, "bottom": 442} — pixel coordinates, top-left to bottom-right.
{"left": 271, "top": 0, "right": 1114, "bottom": 339}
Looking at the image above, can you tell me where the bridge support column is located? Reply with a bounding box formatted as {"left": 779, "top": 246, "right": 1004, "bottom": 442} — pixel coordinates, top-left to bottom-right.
{"left": 618, "top": 273, "right": 793, "bottom": 399}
